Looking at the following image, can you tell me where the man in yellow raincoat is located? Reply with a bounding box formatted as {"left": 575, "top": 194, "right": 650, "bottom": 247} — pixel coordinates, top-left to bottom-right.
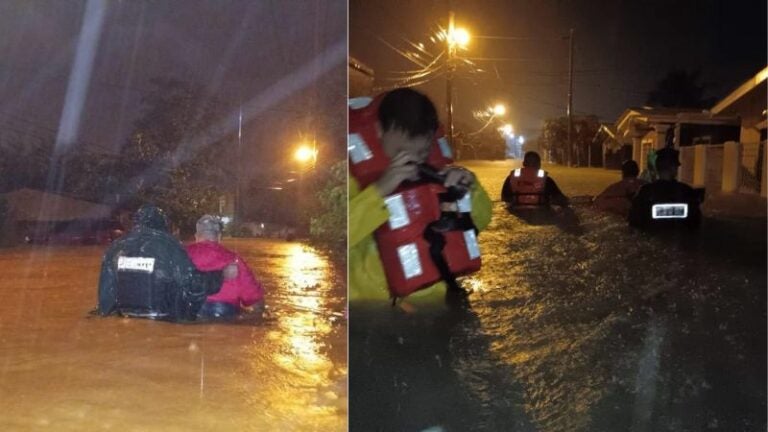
{"left": 349, "top": 88, "right": 492, "bottom": 307}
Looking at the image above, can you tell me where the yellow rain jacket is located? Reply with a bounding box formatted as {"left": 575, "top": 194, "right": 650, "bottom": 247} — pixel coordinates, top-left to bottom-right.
{"left": 349, "top": 175, "right": 493, "bottom": 305}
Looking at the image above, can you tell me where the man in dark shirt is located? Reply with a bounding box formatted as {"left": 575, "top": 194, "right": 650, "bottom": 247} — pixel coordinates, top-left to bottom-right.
{"left": 628, "top": 147, "right": 702, "bottom": 230}
{"left": 501, "top": 151, "right": 570, "bottom": 207}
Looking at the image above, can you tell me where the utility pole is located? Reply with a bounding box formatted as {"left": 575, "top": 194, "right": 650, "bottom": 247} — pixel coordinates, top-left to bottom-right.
{"left": 446, "top": 9, "right": 456, "bottom": 152}
{"left": 567, "top": 28, "right": 574, "bottom": 167}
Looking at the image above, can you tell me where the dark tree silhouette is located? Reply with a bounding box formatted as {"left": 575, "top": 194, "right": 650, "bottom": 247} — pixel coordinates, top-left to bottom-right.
{"left": 647, "top": 69, "right": 716, "bottom": 108}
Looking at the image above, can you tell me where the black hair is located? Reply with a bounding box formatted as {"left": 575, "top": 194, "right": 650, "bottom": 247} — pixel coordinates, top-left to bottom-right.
{"left": 134, "top": 204, "right": 169, "bottom": 232}
{"left": 655, "top": 147, "right": 680, "bottom": 172}
{"left": 621, "top": 160, "right": 640, "bottom": 178}
{"left": 377, "top": 88, "right": 439, "bottom": 138}
{"left": 523, "top": 151, "right": 541, "bottom": 168}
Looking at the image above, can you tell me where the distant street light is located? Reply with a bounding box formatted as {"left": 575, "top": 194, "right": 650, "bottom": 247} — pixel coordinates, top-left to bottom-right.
{"left": 469, "top": 103, "right": 506, "bottom": 136}
{"left": 448, "top": 27, "right": 471, "bottom": 49}
{"left": 294, "top": 144, "right": 317, "bottom": 166}
{"left": 293, "top": 141, "right": 317, "bottom": 235}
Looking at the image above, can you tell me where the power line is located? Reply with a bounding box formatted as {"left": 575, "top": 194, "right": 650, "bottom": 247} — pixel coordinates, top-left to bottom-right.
{"left": 474, "top": 35, "right": 569, "bottom": 41}
{"left": 466, "top": 57, "right": 548, "bottom": 62}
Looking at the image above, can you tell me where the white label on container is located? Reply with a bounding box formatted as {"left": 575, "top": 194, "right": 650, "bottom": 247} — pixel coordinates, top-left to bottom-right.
{"left": 463, "top": 230, "right": 481, "bottom": 260}
{"left": 117, "top": 256, "right": 155, "bottom": 273}
{"left": 457, "top": 194, "right": 472, "bottom": 213}
{"left": 652, "top": 203, "right": 688, "bottom": 219}
{"left": 348, "top": 133, "right": 373, "bottom": 164}
{"left": 397, "top": 243, "right": 423, "bottom": 279}
{"left": 385, "top": 194, "right": 410, "bottom": 229}
{"left": 437, "top": 137, "right": 452, "bottom": 158}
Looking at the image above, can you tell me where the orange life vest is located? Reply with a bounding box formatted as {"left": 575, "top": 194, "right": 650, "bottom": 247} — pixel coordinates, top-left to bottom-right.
{"left": 375, "top": 183, "right": 480, "bottom": 298}
{"left": 507, "top": 167, "right": 548, "bottom": 207}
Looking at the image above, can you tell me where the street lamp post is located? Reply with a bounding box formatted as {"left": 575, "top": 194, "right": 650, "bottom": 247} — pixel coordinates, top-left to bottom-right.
{"left": 444, "top": 11, "right": 470, "bottom": 155}
{"left": 294, "top": 143, "right": 317, "bottom": 234}
{"left": 446, "top": 11, "right": 456, "bottom": 153}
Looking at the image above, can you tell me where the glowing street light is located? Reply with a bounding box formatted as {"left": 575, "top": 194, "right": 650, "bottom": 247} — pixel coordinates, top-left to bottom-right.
{"left": 294, "top": 145, "right": 316, "bottom": 164}
{"left": 448, "top": 27, "right": 470, "bottom": 48}
{"left": 492, "top": 103, "right": 506, "bottom": 116}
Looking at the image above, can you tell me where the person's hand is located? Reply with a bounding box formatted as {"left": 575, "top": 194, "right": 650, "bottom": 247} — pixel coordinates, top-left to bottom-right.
{"left": 440, "top": 166, "right": 475, "bottom": 189}
{"left": 374, "top": 151, "right": 420, "bottom": 196}
{"left": 223, "top": 263, "right": 239, "bottom": 280}
{"left": 440, "top": 202, "right": 459, "bottom": 212}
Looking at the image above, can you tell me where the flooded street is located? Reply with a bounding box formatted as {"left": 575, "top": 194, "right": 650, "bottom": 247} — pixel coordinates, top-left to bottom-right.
{"left": 351, "top": 160, "right": 766, "bottom": 432}
{"left": 0, "top": 239, "right": 347, "bottom": 431}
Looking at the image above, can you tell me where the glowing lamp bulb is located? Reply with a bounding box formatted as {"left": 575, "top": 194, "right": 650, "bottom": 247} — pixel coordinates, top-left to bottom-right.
{"left": 295, "top": 146, "right": 314, "bottom": 163}
{"left": 453, "top": 28, "right": 470, "bottom": 47}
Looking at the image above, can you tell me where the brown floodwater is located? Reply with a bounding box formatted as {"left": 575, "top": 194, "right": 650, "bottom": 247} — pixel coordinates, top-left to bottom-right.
{"left": 0, "top": 239, "right": 347, "bottom": 431}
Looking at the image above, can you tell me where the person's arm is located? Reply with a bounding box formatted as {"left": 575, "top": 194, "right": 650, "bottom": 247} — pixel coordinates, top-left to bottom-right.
{"left": 545, "top": 177, "right": 570, "bottom": 206}
{"left": 169, "top": 239, "right": 224, "bottom": 320}
{"left": 470, "top": 179, "right": 493, "bottom": 231}
{"left": 594, "top": 182, "right": 620, "bottom": 206}
{"left": 500, "top": 174, "right": 513, "bottom": 202}
{"left": 349, "top": 152, "right": 421, "bottom": 248}
{"left": 440, "top": 165, "right": 492, "bottom": 231}
{"left": 348, "top": 177, "right": 390, "bottom": 248}
{"left": 594, "top": 184, "right": 612, "bottom": 202}
{"left": 236, "top": 258, "right": 264, "bottom": 306}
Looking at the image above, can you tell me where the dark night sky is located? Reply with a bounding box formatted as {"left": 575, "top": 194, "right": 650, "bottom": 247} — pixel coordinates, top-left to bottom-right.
{"left": 0, "top": 0, "right": 346, "bottom": 176}
{"left": 350, "top": 0, "right": 767, "bottom": 139}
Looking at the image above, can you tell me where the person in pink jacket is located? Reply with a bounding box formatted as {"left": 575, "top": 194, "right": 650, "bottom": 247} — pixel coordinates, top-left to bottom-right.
{"left": 186, "top": 215, "right": 265, "bottom": 319}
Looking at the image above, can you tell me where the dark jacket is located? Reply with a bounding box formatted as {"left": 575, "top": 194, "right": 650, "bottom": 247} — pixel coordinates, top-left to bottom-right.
{"left": 628, "top": 180, "right": 702, "bottom": 230}
{"left": 97, "top": 206, "right": 223, "bottom": 321}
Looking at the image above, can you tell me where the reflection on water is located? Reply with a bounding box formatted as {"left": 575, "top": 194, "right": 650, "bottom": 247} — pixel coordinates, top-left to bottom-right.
{"left": 0, "top": 239, "right": 346, "bottom": 431}
{"left": 286, "top": 244, "right": 325, "bottom": 288}
{"left": 274, "top": 244, "right": 334, "bottom": 375}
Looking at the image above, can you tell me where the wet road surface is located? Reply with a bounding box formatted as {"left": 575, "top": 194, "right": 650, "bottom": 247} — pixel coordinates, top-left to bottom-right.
{"left": 350, "top": 160, "right": 766, "bottom": 432}
{"left": 0, "top": 239, "right": 347, "bottom": 431}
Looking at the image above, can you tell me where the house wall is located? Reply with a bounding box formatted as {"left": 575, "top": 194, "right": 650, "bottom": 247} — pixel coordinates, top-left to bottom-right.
{"left": 679, "top": 147, "right": 695, "bottom": 183}
{"left": 705, "top": 145, "right": 724, "bottom": 192}
{"left": 740, "top": 142, "right": 765, "bottom": 192}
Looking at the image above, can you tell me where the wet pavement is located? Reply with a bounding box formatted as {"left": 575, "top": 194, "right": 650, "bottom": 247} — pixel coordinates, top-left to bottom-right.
{"left": 350, "top": 160, "right": 766, "bottom": 432}
{"left": 0, "top": 239, "right": 347, "bottom": 431}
